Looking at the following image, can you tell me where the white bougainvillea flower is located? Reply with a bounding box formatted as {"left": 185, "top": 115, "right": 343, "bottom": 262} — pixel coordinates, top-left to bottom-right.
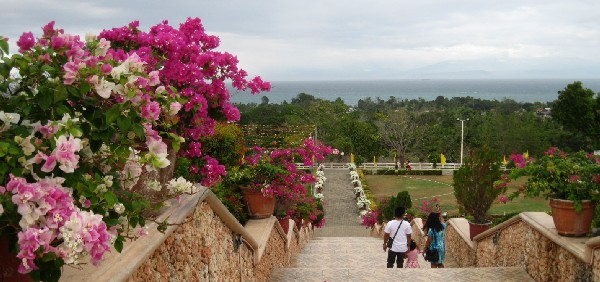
{"left": 0, "top": 111, "right": 21, "bottom": 132}
{"left": 14, "top": 135, "right": 35, "bottom": 156}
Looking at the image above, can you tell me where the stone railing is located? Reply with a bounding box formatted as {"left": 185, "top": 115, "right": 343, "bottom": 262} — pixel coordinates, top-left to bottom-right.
{"left": 447, "top": 212, "right": 600, "bottom": 281}
{"left": 446, "top": 218, "right": 477, "bottom": 267}
{"left": 60, "top": 187, "right": 312, "bottom": 281}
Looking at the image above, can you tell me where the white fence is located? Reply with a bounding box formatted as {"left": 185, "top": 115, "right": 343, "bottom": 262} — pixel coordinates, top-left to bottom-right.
{"left": 296, "top": 162, "right": 463, "bottom": 170}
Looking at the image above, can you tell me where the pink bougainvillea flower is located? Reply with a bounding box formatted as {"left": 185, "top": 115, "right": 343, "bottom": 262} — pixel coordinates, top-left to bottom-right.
{"left": 17, "top": 32, "right": 35, "bottom": 53}
{"left": 63, "top": 61, "right": 82, "bottom": 85}
{"left": 41, "top": 155, "right": 57, "bottom": 173}
{"left": 497, "top": 195, "right": 509, "bottom": 204}
{"left": 141, "top": 101, "right": 161, "bottom": 121}
{"left": 544, "top": 147, "right": 558, "bottom": 156}
{"left": 168, "top": 102, "right": 182, "bottom": 116}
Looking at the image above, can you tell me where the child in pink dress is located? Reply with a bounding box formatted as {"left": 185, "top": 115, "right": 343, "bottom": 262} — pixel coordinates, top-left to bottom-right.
{"left": 404, "top": 239, "right": 420, "bottom": 268}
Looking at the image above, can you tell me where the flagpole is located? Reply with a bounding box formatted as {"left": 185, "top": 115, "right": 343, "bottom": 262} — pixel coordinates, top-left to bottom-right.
{"left": 457, "top": 118, "right": 469, "bottom": 165}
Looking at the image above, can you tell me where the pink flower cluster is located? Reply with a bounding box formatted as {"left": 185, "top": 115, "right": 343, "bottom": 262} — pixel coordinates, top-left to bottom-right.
{"left": 3, "top": 175, "right": 113, "bottom": 273}
{"left": 509, "top": 153, "right": 527, "bottom": 169}
{"left": 98, "top": 18, "right": 271, "bottom": 182}
{"left": 361, "top": 210, "right": 380, "bottom": 229}
{"left": 418, "top": 197, "right": 441, "bottom": 215}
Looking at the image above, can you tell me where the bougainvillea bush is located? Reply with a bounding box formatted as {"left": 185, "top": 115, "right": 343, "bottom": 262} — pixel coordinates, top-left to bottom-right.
{"left": 0, "top": 18, "right": 269, "bottom": 281}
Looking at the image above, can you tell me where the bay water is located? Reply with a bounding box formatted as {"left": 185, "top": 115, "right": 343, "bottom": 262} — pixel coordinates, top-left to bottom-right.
{"left": 229, "top": 79, "right": 600, "bottom": 106}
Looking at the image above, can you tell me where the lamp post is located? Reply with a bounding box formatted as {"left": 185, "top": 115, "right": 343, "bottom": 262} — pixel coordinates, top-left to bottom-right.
{"left": 457, "top": 118, "right": 469, "bottom": 165}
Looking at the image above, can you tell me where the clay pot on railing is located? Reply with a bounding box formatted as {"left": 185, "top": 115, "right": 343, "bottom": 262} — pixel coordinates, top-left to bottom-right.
{"left": 550, "top": 199, "right": 595, "bottom": 237}
{"left": 240, "top": 187, "right": 276, "bottom": 219}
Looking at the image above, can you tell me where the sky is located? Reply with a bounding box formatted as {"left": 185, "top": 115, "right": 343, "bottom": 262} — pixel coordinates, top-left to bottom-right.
{"left": 2, "top": 0, "right": 600, "bottom": 81}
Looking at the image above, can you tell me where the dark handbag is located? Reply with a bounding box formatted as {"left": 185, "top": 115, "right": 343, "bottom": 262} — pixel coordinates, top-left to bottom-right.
{"left": 386, "top": 220, "right": 403, "bottom": 249}
{"left": 424, "top": 247, "right": 439, "bottom": 262}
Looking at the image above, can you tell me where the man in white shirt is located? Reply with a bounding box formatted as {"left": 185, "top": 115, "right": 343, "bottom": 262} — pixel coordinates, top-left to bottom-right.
{"left": 383, "top": 206, "right": 412, "bottom": 268}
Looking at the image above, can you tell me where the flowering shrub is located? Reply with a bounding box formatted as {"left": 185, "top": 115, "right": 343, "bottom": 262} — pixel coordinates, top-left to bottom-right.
{"left": 361, "top": 209, "right": 379, "bottom": 229}
{"left": 417, "top": 197, "right": 442, "bottom": 216}
{"left": 453, "top": 146, "right": 507, "bottom": 223}
{"left": 509, "top": 147, "right": 600, "bottom": 211}
{"left": 0, "top": 18, "right": 269, "bottom": 281}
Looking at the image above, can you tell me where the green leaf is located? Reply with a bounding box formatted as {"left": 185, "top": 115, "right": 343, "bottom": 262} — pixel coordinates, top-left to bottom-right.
{"left": 0, "top": 38, "right": 8, "bottom": 55}
{"left": 132, "top": 123, "right": 145, "bottom": 138}
{"left": 117, "top": 116, "right": 131, "bottom": 131}
{"left": 80, "top": 81, "right": 91, "bottom": 95}
{"left": 69, "top": 126, "right": 83, "bottom": 138}
{"left": 114, "top": 236, "right": 125, "bottom": 253}
{"left": 105, "top": 105, "right": 121, "bottom": 124}
{"left": 53, "top": 87, "right": 69, "bottom": 103}
{"left": 56, "top": 104, "right": 72, "bottom": 116}
{"left": 129, "top": 216, "right": 139, "bottom": 227}
{"left": 42, "top": 252, "right": 58, "bottom": 262}
{"left": 103, "top": 192, "right": 118, "bottom": 206}
{"left": 37, "top": 92, "right": 53, "bottom": 110}
{"left": 41, "top": 64, "right": 54, "bottom": 73}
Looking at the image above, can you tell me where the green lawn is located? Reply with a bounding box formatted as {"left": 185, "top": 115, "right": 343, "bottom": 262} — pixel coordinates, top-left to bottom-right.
{"left": 365, "top": 174, "right": 550, "bottom": 216}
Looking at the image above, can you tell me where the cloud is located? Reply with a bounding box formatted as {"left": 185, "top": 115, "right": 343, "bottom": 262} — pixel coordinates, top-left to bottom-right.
{"left": 2, "top": 0, "right": 600, "bottom": 80}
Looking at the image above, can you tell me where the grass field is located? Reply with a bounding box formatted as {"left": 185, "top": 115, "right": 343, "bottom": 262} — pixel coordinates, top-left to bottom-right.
{"left": 364, "top": 174, "right": 550, "bottom": 216}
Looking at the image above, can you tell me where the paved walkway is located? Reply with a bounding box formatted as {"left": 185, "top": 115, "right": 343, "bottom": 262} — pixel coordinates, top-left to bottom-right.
{"left": 314, "top": 169, "right": 371, "bottom": 237}
{"left": 271, "top": 168, "right": 533, "bottom": 281}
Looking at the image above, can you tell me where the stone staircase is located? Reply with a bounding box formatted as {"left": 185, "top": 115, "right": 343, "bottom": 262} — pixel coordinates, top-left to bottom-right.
{"left": 271, "top": 236, "right": 533, "bottom": 281}
{"left": 271, "top": 169, "right": 535, "bottom": 281}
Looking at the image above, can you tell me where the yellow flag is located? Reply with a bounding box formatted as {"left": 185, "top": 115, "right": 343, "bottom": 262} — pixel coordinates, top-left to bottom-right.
{"left": 440, "top": 153, "right": 447, "bottom": 165}
{"left": 373, "top": 156, "right": 377, "bottom": 167}
{"left": 502, "top": 155, "right": 508, "bottom": 166}
{"left": 523, "top": 150, "right": 529, "bottom": 160}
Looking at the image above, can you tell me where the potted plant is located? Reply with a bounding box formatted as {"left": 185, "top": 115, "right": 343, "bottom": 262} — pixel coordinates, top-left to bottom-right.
{"left": 510, "top": 147, "right": 600, "bottom": 236}
{"left": 223, "top": 151, "right": 286, "bottom": 219}
{"left": 453, "top": 146, "right": 507, "bottom": 240}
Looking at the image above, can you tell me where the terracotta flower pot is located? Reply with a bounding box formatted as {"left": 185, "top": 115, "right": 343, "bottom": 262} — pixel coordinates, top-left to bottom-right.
{"left": 0, "top": 237, "right": 33, "bottom": 282}
{"left": 240, "top": 187, "right": 276, "bottom": 219}
{"left": 468, "top": 221, "right": 491, "bottom": 240}
{"left": 294, "top": 219, "right": 302, "bottom": 230}
{"left": 277, "top": 217, "right": 291, "bottom": 234}
{"left": 550, "top": 198, "right": 595, "bottom": 237}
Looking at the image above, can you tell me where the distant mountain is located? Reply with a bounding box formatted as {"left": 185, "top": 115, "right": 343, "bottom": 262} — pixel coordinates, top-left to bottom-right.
{"left": 399, "top": 58, "right": 600, "bottom": 79}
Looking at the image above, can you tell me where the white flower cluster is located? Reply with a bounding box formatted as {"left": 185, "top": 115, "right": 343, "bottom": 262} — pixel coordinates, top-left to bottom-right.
{"left": 357, "top": 196, "right": 370, "bottom": 208}
{"left": 349, "top": 164, "right": 371, "bottom": 212}
{"left": 166, "top": 177, "right": 195, "bottom": 194}
{"left": 347, "top": 163, "right": 357, "bottom": 171}
{"left": 314, "top": 168, "right": 327, "bottom": 200}
{"left": 350, "top": 171, "right": 359, "bottom": 181}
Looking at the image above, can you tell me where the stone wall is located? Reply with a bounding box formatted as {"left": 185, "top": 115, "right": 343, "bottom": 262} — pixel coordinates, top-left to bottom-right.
{"left": 447, "top": 212, "right": 600, "bottom": 282}
{"left": 128, "top": 202, "right": 255, "bottom": 281}
{"left": 445, "top": 221, "right": 476, "bottom": 267}
{"left": 476, "top": 218, "right": 592, "bottom": 282}
{"left": 61, "top": 189, "right": 312, "bottom": 282}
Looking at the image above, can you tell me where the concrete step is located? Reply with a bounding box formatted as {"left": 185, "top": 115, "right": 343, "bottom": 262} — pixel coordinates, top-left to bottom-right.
{"left": 312, "top": 236, "right": 379, "bottom": 240}
{"left": 270, "top": 267, "right": 534, "bottom": 282}
{"left": 291, "top": 252, "right": 392, "bottom": 268}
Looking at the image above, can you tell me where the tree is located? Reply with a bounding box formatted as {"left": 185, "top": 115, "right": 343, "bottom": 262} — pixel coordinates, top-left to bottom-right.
{"left": 376, "top": 109, "right": 423, "bottom": 167}
{"left": 551, "top": 81, "right": 599, "bottom": 149}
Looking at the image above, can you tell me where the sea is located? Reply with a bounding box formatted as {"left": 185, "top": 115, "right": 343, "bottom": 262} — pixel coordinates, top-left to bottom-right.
{"left": 229, "top": 79, "right": 600, "bottom": 106}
